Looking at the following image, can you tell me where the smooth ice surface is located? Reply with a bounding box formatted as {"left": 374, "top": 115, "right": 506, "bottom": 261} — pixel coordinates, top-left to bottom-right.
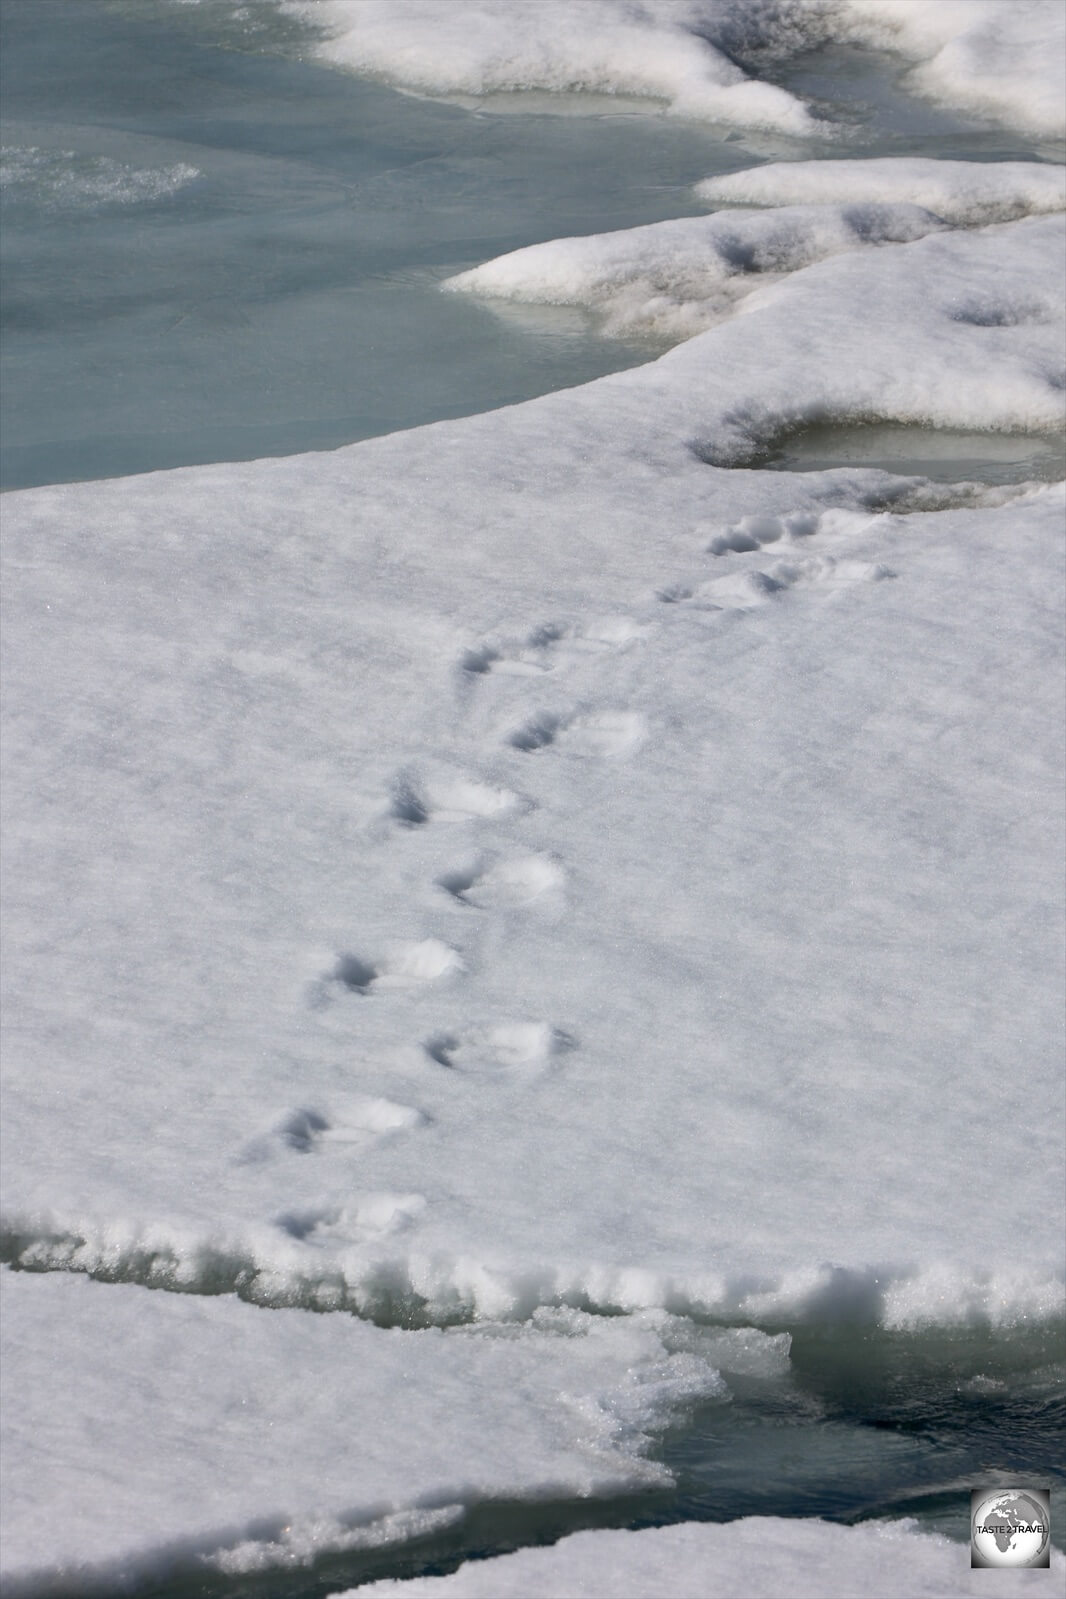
{"left": 3, "top": 216, "right": 1063, "bottom": 1330}
{"left": 0, "top": 1267, "right": 724, "bottom": 1591}
{"left": 355, "top": 1518, "right": 1066, "bottom": 1598}
{"left": 760, "top": 422, "right": 1066, "bottom": 485}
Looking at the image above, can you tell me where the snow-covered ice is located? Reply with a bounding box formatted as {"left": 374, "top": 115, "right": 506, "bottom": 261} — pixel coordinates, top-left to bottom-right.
{"left": 445, "top": 200, "right": 952, "bottom": 342}
{"left": 0, "top": 1267, "right": 725, "bottom": 1591}
{"left": 3, "top": 215, "right": 1062, "bottom": 1328}
{"left": 446, "top": 159, "right": 1065, "bottom": 342}
{"left": 285, "top": 0, "right": 1066, "bottom": 137}
{"left": 282, "top": 0, "right": 820, "bottom": 132}
{"left": 830, "top": 0, "right": 1066, "bottom": 139}
{"left": 696, "top": 158, "right": 1066, "bottom": 224}
{"left": 354, "top": 1518, "right": 1066, "bottom": 1597}
{"left": 2, "top": 1, "right": 1064, "bottom": 1591}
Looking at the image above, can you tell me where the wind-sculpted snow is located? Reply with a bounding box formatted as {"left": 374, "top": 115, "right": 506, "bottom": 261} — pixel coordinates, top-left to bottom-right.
{"left": 2, "top": 217, "right": 1063, "bottom": 1333}
{"left": 0, "top": 1267, "right": 728, "bottom": 1592}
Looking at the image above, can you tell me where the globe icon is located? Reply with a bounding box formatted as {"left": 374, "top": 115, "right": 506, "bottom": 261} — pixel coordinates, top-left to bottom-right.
{"left": 971, "top": 1490, "right": 1051, "bottom": 1568}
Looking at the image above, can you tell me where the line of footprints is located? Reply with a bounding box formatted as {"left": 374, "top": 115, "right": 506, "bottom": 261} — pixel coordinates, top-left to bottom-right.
{"left": 263, "top": 506, "right": 892, "bottom": 1247}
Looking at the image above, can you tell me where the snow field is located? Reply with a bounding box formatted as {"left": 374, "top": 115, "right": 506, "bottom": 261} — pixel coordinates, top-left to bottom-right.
{"left": 3, "top": 3, "right": 1065, "bottom": 1590}
{"left": 2, "top": 217, "right": 1062, "bottom": 1329}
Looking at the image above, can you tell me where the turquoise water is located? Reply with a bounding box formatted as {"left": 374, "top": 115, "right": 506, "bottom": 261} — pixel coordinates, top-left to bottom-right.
{"left": 756, "top": 424, "right": 1066, "bottom": 483}
{"left": 3, "top": 4, "right": 1063, "bottom": 1593}
{"left": 1, "top": 0, "right": 747, "bottom": 489}
{"left": 2, "top": 1, "right": 1060, "bottom": 490}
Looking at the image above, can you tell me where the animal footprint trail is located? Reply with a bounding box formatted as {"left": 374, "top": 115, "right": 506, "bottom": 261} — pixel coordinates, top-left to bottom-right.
{"left": 508, "top": 712, "right": 563, "bottom": 752}
{"left": 460, "top": 628, "right": 558, "bottom": 678}
{"left": 461, "top": 616, "right": 648, "bottom": 679}
{"left": 439, "top": 854, "right": 565, "bottom": 909}
{"left": 706, "top": 510, "right": 821, "bottom": 555}
{"left": 322, "top": 939, "right": 463, "bottom": 999}
{"left": 241, "top": 1096, "right": 428, "bottom": 1164}
{"left": 659, "top": 556, "right": 894, "bottom": 612}
{"left": 391, "top": 773, "right": 520, "bottom": 826}
{"left": 705, "top": 506, "right": 884, "bottom": 556}
{"left": 507, "top": 709, "right": 647, "bottom": 759}
{"left": 275, "top": 1191, "right": 427, "bottom": 1245}
{"left": 275, "top": 1107, "right": 330, "bottom": 1153}
{"left": 424, "top": 1022, "right": 575, "bottom": 1078}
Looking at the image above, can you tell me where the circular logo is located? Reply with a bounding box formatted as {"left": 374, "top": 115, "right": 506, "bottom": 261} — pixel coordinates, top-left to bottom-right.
{"left": 971, "top": 1490, "right": 1051, "bottom": 1568}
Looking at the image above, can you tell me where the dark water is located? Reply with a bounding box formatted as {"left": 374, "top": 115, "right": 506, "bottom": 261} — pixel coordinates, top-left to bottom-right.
{"left": 3, "top": 6, "right": 1063, "bottom": 1594}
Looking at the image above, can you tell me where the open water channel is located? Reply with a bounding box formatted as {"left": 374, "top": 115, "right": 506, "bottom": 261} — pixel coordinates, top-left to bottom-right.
{"left": 1, "top": 2, "right": 1063, "bottom": 1593}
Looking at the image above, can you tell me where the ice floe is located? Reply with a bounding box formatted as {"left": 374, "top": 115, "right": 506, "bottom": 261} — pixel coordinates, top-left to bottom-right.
{"left": 0, "top": 1267, "right": 724, "bottom": 1592}
{"left": 355, "top": 1516, "right": 1066, "bottom": 1597}
{"left": 2, "top": 215, "right": 1062, "bottom": 1329}
{"left": 3, "top": 7, "right": 1064, "bottom": 1589}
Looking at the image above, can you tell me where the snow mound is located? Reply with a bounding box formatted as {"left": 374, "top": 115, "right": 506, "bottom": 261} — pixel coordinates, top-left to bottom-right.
{"left": 281, "top": 0, "right": 820, "bottom": 132}
{"left": 446, "top": 201, "right": 948, "bottom": 342}
{"left": 279, "top": 1, "right": 1066, "bottom": 138}
{"left": 833, "top": 0, "right": 1066, "bottom": 139}
{"left": 697, "top": 159, "right": 1066, "bottom": 228}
